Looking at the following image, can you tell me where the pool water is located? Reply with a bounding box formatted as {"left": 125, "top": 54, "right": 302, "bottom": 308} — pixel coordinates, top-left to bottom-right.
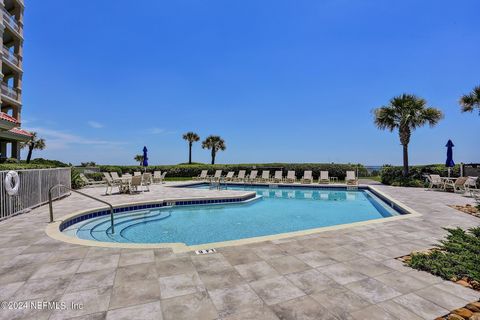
{"left": 65, "top": 185, "right": 401, "bottom": 245}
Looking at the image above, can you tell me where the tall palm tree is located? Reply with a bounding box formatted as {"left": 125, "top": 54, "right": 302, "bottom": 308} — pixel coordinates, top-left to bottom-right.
{"left": 21, "top": 131, "right": 46, "bottom": 163}
{"left": 374, "top": 94, "right": 443, "bottom": 176}
{"left": 201, "top": 135, "right": 226, "bottom": 165}
{"left": 134, "top": 154, "right": 143, "bottom": 165}
{"left": 182, "top": 132, "right": 200, "bottom": 164}
{"left": 459, "top": 85, "right": 480, "bottom": 115}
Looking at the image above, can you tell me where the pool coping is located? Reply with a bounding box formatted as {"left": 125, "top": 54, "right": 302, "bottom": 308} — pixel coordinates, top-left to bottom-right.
{"left": 45, "top": 185, "right": 422, "bottom": 253}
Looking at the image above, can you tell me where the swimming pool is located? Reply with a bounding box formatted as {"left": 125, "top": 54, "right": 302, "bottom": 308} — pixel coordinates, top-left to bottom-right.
{"left": 61, "top": 184, "right": 405, "bottom": 247}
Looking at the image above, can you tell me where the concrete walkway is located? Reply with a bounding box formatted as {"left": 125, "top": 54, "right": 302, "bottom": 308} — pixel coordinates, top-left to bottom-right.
{"left": 0, "top": 183, "right": 478, "bottom": 320}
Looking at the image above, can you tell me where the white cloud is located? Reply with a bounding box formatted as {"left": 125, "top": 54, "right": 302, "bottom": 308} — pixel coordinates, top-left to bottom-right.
{"left": 87, "top": 121, "right": 104, "bottom": 129}
{"left": 27, "top": 127, "right": 124, "bottom": 150}
{"left": 148, "top": 127, "right": 166, "bottom": 134}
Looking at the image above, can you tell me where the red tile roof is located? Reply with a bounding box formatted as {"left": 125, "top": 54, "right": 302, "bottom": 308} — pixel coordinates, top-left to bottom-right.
{"left": 9, "top": 127, "right": 32, "bottom": 137}
{"left": 0, "top": 112, "right": 19, "bottom": 123}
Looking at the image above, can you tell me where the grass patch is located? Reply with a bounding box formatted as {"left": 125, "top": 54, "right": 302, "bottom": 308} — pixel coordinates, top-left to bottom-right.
{"left": 163, "top": 177, "right": 193, "bottom": 181}
{"left": 407, "top": 227, "right": 480, "bottom": 286}
{"left": 360, "top": 176, "right": 381, "bottom": 182}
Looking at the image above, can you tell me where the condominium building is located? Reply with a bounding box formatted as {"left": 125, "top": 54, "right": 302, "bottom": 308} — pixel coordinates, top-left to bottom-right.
{"left": 0, "top": 0, "right": 30, "bottom": 160}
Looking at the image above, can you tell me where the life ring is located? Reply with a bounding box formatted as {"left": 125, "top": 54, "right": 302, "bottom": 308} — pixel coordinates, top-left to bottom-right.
{"left": 4, "top": 171, "right": 20, "bottom": 196}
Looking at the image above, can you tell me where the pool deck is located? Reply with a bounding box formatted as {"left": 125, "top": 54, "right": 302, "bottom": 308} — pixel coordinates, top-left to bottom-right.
{"left": 0, "top": 181, "right": 479, "bottom": 320}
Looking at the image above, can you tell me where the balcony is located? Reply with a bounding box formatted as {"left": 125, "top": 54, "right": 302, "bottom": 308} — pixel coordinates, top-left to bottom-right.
{"left": 2, "top": 9, "right": 22, "bottom": 35}
{"left": 1, "top": 83, "right": 19, "bottom": 102}
{"left": 2, "top": 46, "right": 20, "bottom": 69}
{"left": 0, "top": 112, "right": 17, "bottom": 131}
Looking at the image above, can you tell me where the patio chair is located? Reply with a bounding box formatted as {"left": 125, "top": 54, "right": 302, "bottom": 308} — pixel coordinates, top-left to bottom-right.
{"left": 153, "top": 171, "right": 162, "bottom": 183}
{"left": 133, "top": 171, "right": 141, "bottom": 176}
{"left": 285, "top": 171, "right": 296, "bottom": 183}
{"left": 346, "top": 171, "right": 358, "bottom": 185}
{"left": 142, "top": 173, "right": 152, "bottom": 190}
{"left": 273, "top": 171, "right": 283, "bottom": 183}
{"left": 129, "top": 175, "right": 144, "bottom": 193}
{"left": 193, "top": 170, "right": 208, "bottom": 181}
{"left": 465, "top": 177, "right": 478, "bottom": 195}
{"left": 318, "top": 171, "right": 329, "bottom": 184}
{"left": 224, "top": 171, "right": 235, "bottom": 181}
{"left": 79, "top": 173, "right": 104, "bottom": 187}
{"left": 301, "top": 171, "right": 313, "bottom": 184}
{"left": 234, "top": 170, "right": 246, "bottom": 182}
{"left": 259, "top": 170, "right": 270, "bottom": 183}
{"left": 427, "top": 174, "right": 443, "bottom": 189}
{"left": 247, "top": 170, "right": 258, "bottom": 183}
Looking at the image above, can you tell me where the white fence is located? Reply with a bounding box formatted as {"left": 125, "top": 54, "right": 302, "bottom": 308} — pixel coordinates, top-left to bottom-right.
{"left": 0, "top": 168, "right": 71, "bottom": 221}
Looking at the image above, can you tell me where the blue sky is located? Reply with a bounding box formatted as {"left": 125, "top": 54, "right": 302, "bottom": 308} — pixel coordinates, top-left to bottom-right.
{"left": 22, "top": 0, "right": 479, "bottom": 165}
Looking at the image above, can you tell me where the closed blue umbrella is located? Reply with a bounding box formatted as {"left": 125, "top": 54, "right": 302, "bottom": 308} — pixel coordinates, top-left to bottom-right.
{"left": 142, "top": 146, "right": 149, "bottom": 168}
{"left": 445, "top": 140, "right": 454, "bottom": 177}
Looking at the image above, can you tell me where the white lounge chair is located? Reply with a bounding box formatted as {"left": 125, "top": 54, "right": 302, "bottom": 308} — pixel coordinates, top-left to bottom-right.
{"left": 234, "top": 170, "right": 246, "bottom": 182}
{"left": 273, "top": 171, "right": 283, "bottom": 183}
{"left": 133, "top": 171, "right": 141, "bottom": 176}
{"left": 247, "top": 170, "right": 258, "bottom": 183}
{"left": 285, "top": 171, "right": 296, "bottom": 183}
{"left": 259, "top": 170, "right": 270, "bottom": 182}
{"left": 79, "top": 173, "right": 104, "bottom": 187}
{"left": 225, "top": 171, "right": 235, "bottom": 181}
{"left": 210, "top": 170, "right": 222, "bottom": 181}
{"left": 346, "top": 171, "right": 358, "bottom": 185}
{"left": 160, "top": 172, "right": 167, "bottom": 184}
{"left": 193, "top": 170, "right": 208, "bottom": 181}
{"left": 301, "top": 171, "right": 313, "bottom": 184}
{"left": 153, "top": 171, "right": 162, "bottom": 183}
{"left": 427, "top": 174, "right": 443, "bottom": 189}
{"left": 318, "top": 171, "right": 329, "bottom": 184}
{"left": 110, "top": 172, "right": 121, "bottom": 181}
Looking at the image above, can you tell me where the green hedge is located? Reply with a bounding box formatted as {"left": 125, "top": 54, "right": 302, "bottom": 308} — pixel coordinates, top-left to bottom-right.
{"left": 95, "top": 163, "right": 367, "bottom": 180}
{"left": 380, "top": 164, "right": 461, "bottom": 187}
{"left": 0, "top": 158, "right": 70, "bottom": 171}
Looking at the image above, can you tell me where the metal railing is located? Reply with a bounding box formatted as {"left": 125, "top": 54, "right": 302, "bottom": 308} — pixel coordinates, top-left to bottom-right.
{"left": 0, "top": 168, "right": 71, "bottom": 220}
{"left": 2, "top": 46, "right": 19, "bottom": 67}
{"left": 48, "top": 184, "right": 115, "bottom": 233}
{"left": 1, "top": 83, "right": 19, "bottom": 101}
{"left": 2, "top": 9, "right": 22, "bottom": 34}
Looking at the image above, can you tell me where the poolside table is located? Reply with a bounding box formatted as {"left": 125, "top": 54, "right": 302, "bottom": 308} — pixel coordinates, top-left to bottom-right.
{"left": 440, "top": 177, "right": 457, "bottom": 191}
{"left": 330, "top": 177, "right": 338, "bottom": 183}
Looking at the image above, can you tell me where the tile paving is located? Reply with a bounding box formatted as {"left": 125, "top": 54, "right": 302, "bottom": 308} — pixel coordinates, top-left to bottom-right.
{"left": 0, "top": 182, "right": 478, "bottom": 319}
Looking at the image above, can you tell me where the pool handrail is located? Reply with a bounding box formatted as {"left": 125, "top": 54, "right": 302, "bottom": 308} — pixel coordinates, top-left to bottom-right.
{"left": 48, "top": 184, "right": 115, "bottom": 233}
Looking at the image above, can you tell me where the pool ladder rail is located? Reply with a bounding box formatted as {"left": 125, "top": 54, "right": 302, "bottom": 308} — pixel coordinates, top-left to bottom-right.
{"left": 48, "top": 184, "right": 116, "bottom": 234}
{"left": 209, "top": 177, "right": 227, "bottom": 190}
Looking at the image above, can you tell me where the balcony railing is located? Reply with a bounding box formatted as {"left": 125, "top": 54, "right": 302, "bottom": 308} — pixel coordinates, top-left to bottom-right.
{"left": 1, "top": 83, "right": 19, "bottom": 101}
{"left": 2, "top": 46, "right": 20, "bottom": 67}
{"left": 2, "top": 9, "right": 22, "bottom": 35}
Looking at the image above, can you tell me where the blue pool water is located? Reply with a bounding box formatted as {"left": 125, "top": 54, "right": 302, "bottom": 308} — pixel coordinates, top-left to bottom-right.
{"left": 65, "top": 185, "right": 401, "bottom": 245}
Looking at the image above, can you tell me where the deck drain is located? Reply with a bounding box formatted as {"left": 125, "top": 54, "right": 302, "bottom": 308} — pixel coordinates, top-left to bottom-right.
{"left": 195, "top": 249, "right": 217, "bottom": 255}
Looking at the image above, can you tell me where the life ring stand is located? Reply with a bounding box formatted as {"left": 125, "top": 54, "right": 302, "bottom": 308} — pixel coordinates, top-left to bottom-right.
{"left": 4, "top": 171, "right": 20, "bottom": 196}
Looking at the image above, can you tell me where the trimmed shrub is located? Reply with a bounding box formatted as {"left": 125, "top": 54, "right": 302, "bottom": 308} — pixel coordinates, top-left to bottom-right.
{"left": 96, "top": 163, "right": 367, "bottom": 180}
{"left": 380, "top": 164, "right": 461, "bottom": 187}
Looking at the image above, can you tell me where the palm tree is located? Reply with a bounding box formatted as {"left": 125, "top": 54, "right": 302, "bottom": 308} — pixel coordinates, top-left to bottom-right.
{"left": 374, "top": 94, "right": 443, "bottom": 176}
{"left": 182, "top": 132, "right": 200, "bottom": 164}
{"left": 134, "top": 154, "right": 143, "bottom": 165}
{"left": 459, "top": 85, "right": 480, "bottom": 115}
{"left": 21, "top": 132, "right": 46, "bottom": 163}
{"left": 201, "top": 135, "right": 226, "bottom": 165}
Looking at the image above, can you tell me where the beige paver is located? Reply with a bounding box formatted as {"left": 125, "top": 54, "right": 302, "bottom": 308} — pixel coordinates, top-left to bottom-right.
{"left": 0, "top": 182, "right": 478, "bottom": 318}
